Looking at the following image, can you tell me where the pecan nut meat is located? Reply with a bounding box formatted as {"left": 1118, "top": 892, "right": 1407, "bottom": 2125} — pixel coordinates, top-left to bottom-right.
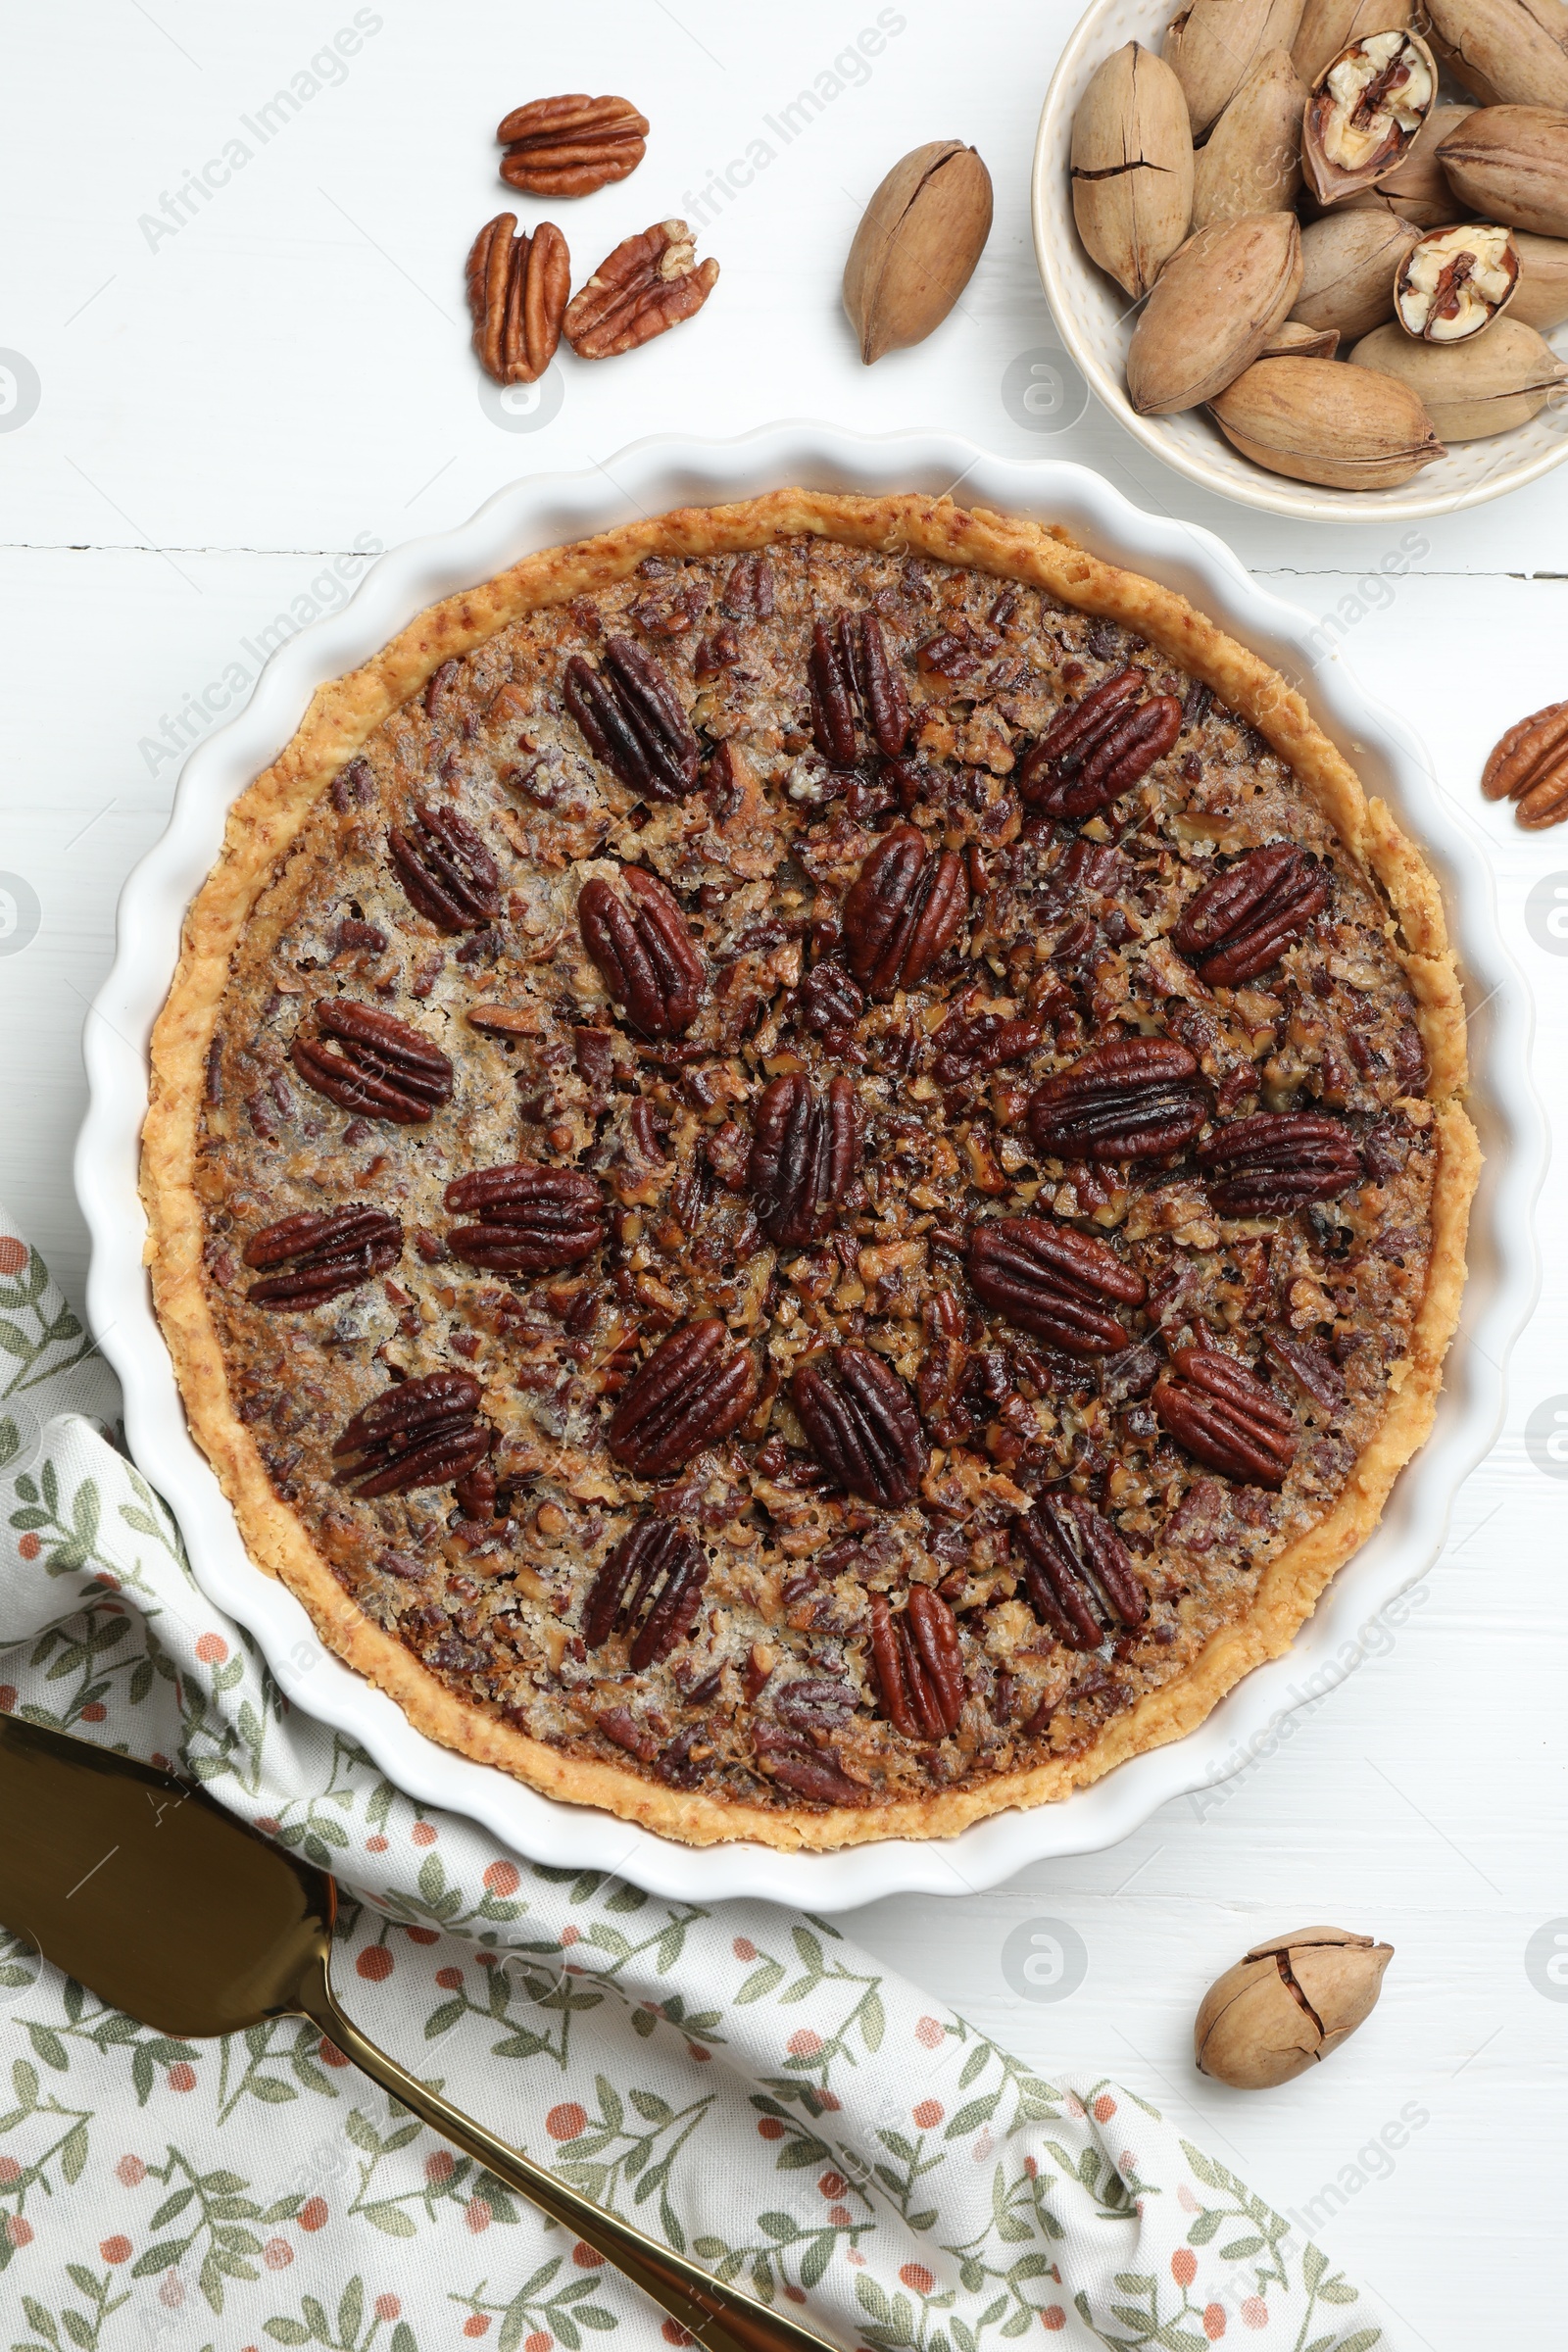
{"left": 465, "top": 215, "right": 570, "bottom": 386}
{"left": 797, "top": 960, "right": 865, "bottom": 1037}
{"left": 497, "top": 94, "right": 649, "bottom": 197}
{"left": 1482, "top": 699, "right": 1568, "bottom": 829}
{"left": 967, "top": 1215, "right": 1147, "bottom": 1357}
{"left": 1172, "top": 844, "right": 1331, "bottom": 985}
{"left": 931, "top": 1007, "right": 1042, "bottom": 1088}
{"left": 808, "top": 612, "right": 911, "bottom": 767}
{"left": 242, "top": 1206, "right": 401, "bottom": 1309}
{"left": 332, "top": 1371, "right": 490, "bottom": 1499}
{"left": 290, "top": 1002, "right": 454, "bottom": 1124}
{"left": 842, "top": 824, "right": 969, "bottom": 998}
{"left": 792, "top": 1345, "right": 927, "bottom": 1506}
{"left": 747, "top": 1073, "right": 861, "bottom": 1248}
{"left": 1013, "top": 1494, "right": 1146, "bottom": 1651}
{"left": 583, "top": 1517, "right": 708, "bottom": 1671}
{"left": 564, "top": 634, "right": 699, "bottom": 802}
{"left": 387, "top": 803, "right": 502, "bottom": 932}
{"left": 1153, "top": 1348, "right": 1298, "bottom": 1487}
{"left": 1017, "top": 668, "right": 1183, "bottom": 819}
{"left": 564, "top": 220, "right": 719, "bottom": 359}
{"left": 1198, "top": 1113, "right": 1362, "bottom": 1216}
{"left": 867, "top": 1588, "right": 965, "bottom": 1740}
{"left": 608, "top": 1319, "right": 758, "bottom": 1477}
{"left": 578, "top": 864, "right": 704, "bottom": 1040}
{"left": 445, "top": 1162, "right": 608, "bottom": 1272}
{"left": 1028, "top": 1037, "right": 1205, "bottom": 1163}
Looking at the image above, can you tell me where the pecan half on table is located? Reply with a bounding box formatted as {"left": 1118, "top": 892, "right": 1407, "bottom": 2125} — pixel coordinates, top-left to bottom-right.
{"left": 1153, "top": 1348, "right": 1298, "bottom": 1488}
{"left": 564, "top": 634, "right": 699, "bottom": 801}
{"left": 242, "top": 1206, "right": 401, "bottom": 1309}
{"left": 564, "top": 220, "right": 719, "bottom": 358}
{"left": 1017, "top": 668, "right": 1182, "bottom": 819}
{"left": 1482, "top": 700, "right": 1568, "bottom": 828}
{"left": 608, "top": 1319, "right": 758, "bottom": 1477}
{"left": 1028, "top": 1037, "right": 1205, "bottom": 1163}
{"left": 497, "top": 94, "right": 648, "bottom": 197}
{"left": 842, "top": 823, "right": 969, "bottom": 998}
{"left": 582, "top": 1518, "right": 707, "bottom": 1671}
{"left": 289, "top": 1001, "right": 454, "bottom": 1124}
{"left": 1198, "top": 1113, "right": 1362, "bottom": 1216}
{"left": 792, "top": 1345, "right": 926, "bottom": 1506}
{"left": 1171, "top": 845, "right": 1330, "bottom": 986}
{"left": 332, "top": 1371, "right": 491, "bottom": 1499}
{"left": 808, "top": 612, "right": 911, "bottom": 767}
{"left": 387, "top": 803, "right": 502, "bottom": 932}
{"left": 1013, "top": 1494, "right": 1146, "bottom": 1651}
{"left": 967, "top": 1215, "right": 1147, "bottom": 1356}
{"left": 465, "top": 215, "right": 570, "bottom": 386}
{"left": 444, "top": 1162, "right": 608, "bottom": 1272}
{"left": 867, "top": 1588, "right": 964, "bottom": 1740}
{"left": 747, "top": 1072, "right": 860, "bottom": 1248}
{"left": 577, "top": 864, "right": 703, "bottom": 1039}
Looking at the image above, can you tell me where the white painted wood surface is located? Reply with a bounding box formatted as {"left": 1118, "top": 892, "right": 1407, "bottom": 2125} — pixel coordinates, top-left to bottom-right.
{"left": 2, "top": 4, "right": 1564, "bottom": 2342}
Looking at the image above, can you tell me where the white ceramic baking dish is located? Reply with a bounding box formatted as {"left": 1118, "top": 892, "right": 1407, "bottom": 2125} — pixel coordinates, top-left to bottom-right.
{"left": 76, "top": 424, "right": 1543, "bottom": 1907}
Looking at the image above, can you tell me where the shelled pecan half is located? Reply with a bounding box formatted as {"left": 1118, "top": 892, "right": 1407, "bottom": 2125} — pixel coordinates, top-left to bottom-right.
{"left": 751, "top": 1722, "right": 866, "bottom": 1805}
{"left": 842, "top": 824, "right": 968, "bottom": 997}
{"left": 497, "top": 94, "right": 648, "bottom": 197}
{"left": 564, "top": 634, "right": 699, "bottom": 801}
{"left": 808, "top": 612, "right": 911, "bottom": 767}
{"left": 290, "top": 1002, "right": 454, "bottom": 1124}
{"left": 1028, "top": 1037, "right": 1205, "bottom": 1162}
{"left": 719, "top": 552, "right": 775, "bottom": 620}
{"left": 387, "top": 803, "right": 502, "bottom": 932}
{"left": 242, "top": 1206, "right": 401, "bottom": 1309}
{"left": 792, "top": 1346, "right": 926, "bottom": 1506}
{"left": 577, "top": 865, "right": 703, "bottom": 1040}
{"left": 867, "top": 1588, "right": 964, "bottom": 1740}
{"left": 564, "top": 220, "right": 719, "bottom": 359}
{"left": 1153, "top": 1348, "right": 1298, "bottom": 1487}
{"left": 445, "top": 1162, "right": 608, "bottom": 1272}
{"left": 608, "top": 1319, "right": 758, "bottom": 1477}
{"left": 931, "top": 1007, "right": 1042, "bottom": 1088}
{"left": 332, "top": 1371, "right": 490, "bottom": 1499}
{"left": 747, "top": 1072, "right": 860, "bottom": 1248}
{"left": 582, "top": 1517, "right": 707, "bottom": 1671}
{"left": 797, "top": 960, "right": 865, "bottom": 1036}
{"left": 967, "top": 1216, "right": 1147, "bottom": 1357}
{"left": 1017, "top": 668, "right": 1183, "bottom": 819}
{"left": 465, "top": 215, "right": 570, "bottom": 386}
{"left": 1172, "top": 845, "right": 1331, "bottom": 985}
{"left": 1013, "top": 1493, "right": 1146, "bottom": 1650}
{"left": 1198, "top": 1113, "right": 1362, "bottom": 1216}
{"left": 1482, "top": 700, "right": 1568, "bottom": 828}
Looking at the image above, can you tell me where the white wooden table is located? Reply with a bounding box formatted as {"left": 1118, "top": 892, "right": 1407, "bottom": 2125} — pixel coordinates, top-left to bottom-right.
{"left": 3, "top": 4, "right": 1564, "bottom": 2341}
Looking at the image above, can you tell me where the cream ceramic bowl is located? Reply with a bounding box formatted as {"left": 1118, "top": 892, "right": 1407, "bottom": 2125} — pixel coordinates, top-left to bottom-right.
{"left": 1032, "top": 0, "right": 1568, "bottom": 520}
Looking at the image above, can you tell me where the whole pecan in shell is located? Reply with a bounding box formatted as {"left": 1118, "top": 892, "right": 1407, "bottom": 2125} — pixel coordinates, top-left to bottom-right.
{"left": 1482, "top": 699, "right": 1568, "bottom": 828}
{"left": 564, "top": 634, "right": 698, "bottom": 802}
{"left": 1153, "top": 1348, "right": 1298, "bottom": 1487}
{"left": 1017, "top": 668, "right": 1183, "bottom": 818}
{"left": 332, "top": 1371, "right": 490, "bottom": 1499}
{"left": 290, "top": 1002, "right": 454, "bottom": 1124}
{"left": 242, "top": 1205, "right": 401, "bottom": 1309}
{"left": 967, "top": 1216, "right": 1147, "bottom": 1357}
{"left": 387, "top": 803, "right": 502, "bottom": 932}
{"left": 608, "top": 1319, "right": 758, "bottom": 1477}
{"left": 444, "top": 1161, "right": 608, "bottom": 1272}
{"left": 791, "top": 1345, "right": 926, "bottom": 1506}
{"left": 867, "top": 1588, "right": 964, "bottom": 1740}
{"left": 578, "top": 865, "right": 703, "bottom": 1040}
{"left": 497, "top": 94, "right": 648, "bottom": 197}
{"left": 564, "top": 220, "right": 719, "bottom": 359}
{"left": 1198, "top": 1113, "right": 1362, "bottom": 1216}
{"left": 842, "top": 824, "right": 969, "bottom": 998}
{"left": 808, "top": 612, "right": 911, "bottom": 766}
{"left": 1172, "top": 845, "right": 1331, "bottom": 986}
{"left": 1013, "top": 1494, "right": 1146, "bottom": 1651}
{"left": 1028, "top": 1037, "right": 1205, "bottom": 1163}
{"left": 747, "top": 1073, "right": 861, "bottom": 1248}
{"left": 932, "top": 1008, "right": 1043, "bottom": 1088}
{"left": 465, "top": 215, "right": 570, "bottom": 386}
{"left": 582, "top": 1517, "right": 708, "bottom": 1671}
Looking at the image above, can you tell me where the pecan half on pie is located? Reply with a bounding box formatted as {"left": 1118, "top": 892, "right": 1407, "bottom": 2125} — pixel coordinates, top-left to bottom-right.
{"left": 144, "top": 492, "right": 1476, "bottom": 1848}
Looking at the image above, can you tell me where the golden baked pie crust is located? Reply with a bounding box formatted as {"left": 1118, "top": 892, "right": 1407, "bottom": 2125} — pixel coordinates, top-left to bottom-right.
{"left": 141, "top": 491, "right": 1478, "bottom": 1848}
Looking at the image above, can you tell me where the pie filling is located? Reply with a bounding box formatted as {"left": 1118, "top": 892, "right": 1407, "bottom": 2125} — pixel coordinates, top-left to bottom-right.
{"left": 194, "top": 536, "right": 1436, "bottom": 1816}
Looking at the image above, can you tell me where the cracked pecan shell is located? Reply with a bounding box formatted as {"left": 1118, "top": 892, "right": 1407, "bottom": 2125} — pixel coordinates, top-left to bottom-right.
{"left": 608, "top": 1319, "right": 758, "bottom": 1477}
{"left": 967, "top": 1216, "right": 1147, "bottom": 1357}
{"left": 792, "top": 1345, "right": 926, "bottom": 1506}
{"left": 290, "top": 1002, "right": 454, "bottom": 1124}
{"left": 1153, "top": 1348, "right": 1298, "bottom": 1487}
{"left": 497, "top": 94, "right": 648, "bottom": 197}
{"left": 1198, "top": 1113, "right": 1362, "bottom": 1216}
{"left": 465, "top": 215, "right": 570, "bottom": 387}
{"left": 1172, "top": 845, "right": 1331, "bottom": 986}
{"left": 242, "top": 1206, "right": 401, "bottom": 1309}
{"left": 1013, "top": 1494, "right": 1146, "bottom": 1651}
{"left": 1017, "top": 669, "right": 1183, "bottom": 819}
{"left": 564, "top": 634, "right": 699, "bottom": 802}
{"left": 842, "top": 824, "right": 968, "bottom": 998}
{"left": 332, "top": 1371, "right": 490, "bottom": 1499}
{"left": 747, "top": 1073, "right": 861, "bottom": 1248}
{"left": 564, "top": 220, "right": 719, "bottom": 358}
{"left": 387, "top": 803, "right": 502, "bottom": 932}
{"left": 867, "top": 1587, "right": 965, "bottom": 1740}
{"left": 444, "top": 1162, "right": 608, "bottom": 1272}
{"left": 578, "top": 865, "right": 703, "bottom": 1040}
{"left": 583, "top": 1518, "right": 708, "bottom": 1671}
{"left": 1028, "top": 1037, "right": 1205, "bottom": 1163}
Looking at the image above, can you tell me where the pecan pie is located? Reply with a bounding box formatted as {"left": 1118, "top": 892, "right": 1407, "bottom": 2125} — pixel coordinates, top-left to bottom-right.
{"left": 143, "top": 492, "right": 1476, "bottom": 1848}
